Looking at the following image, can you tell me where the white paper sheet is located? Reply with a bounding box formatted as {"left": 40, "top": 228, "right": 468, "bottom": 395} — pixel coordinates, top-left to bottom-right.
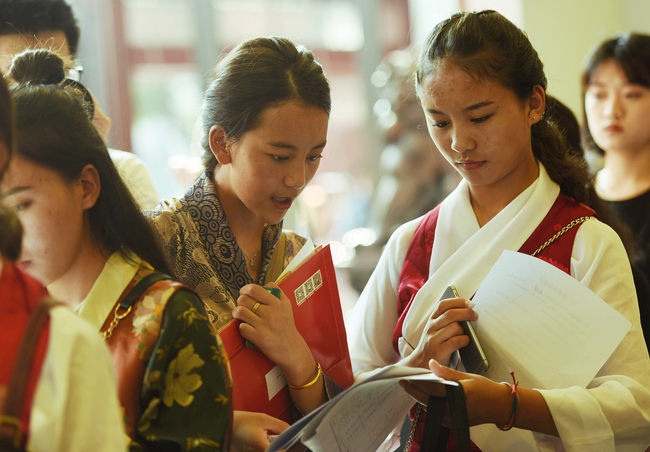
{"left": 469, "top": 251, "right": 631, "bottom": 451}
{"left": 472, "top": 250, "right": 630, "bottom": 389}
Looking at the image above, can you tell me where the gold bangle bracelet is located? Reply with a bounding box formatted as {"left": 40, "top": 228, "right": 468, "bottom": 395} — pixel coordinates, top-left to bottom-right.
{"left": 288, "top": 362, "right": 322, "bottom": 390}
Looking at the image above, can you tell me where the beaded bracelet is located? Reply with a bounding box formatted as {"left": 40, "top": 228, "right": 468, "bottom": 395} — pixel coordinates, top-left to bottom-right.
{"left": 497, "top": 370, "right": 519, "bottom": 431}
{"left": 288, "top": 362, "right": 322, "bottom": 390}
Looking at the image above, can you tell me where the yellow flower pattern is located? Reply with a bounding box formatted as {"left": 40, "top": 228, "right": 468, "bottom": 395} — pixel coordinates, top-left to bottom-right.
{"left": 178, "top": 300, "right": 208, "bottom": 331}
{"left": 124, "top": 264, "right": 231, "bottom": 451}
{"left": 163, "top": 343, "right": 205, "bottom": 407}
{"left": 214, "top": 394, "right": 229, "bottom": 406}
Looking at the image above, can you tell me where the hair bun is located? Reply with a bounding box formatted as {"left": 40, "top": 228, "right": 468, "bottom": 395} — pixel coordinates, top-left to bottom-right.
{"left": 8, "top": 48, "right": 66, "bottom": 86}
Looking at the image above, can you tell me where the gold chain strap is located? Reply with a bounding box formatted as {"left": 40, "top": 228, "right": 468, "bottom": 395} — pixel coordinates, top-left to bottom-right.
{"left": 102, "top": 304, "right": 133, "bottom": 340}
{"left": 403, "top": 403, "right": 424, "bottom": 452}
{"left": 531, "top": 216, "right": 594, "bottom": 257}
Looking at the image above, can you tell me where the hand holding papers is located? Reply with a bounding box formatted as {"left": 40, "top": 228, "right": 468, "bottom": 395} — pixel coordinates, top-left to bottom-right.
{"left": 266, "top": 365, "right": 459, "bottom": 452}
{"left": 267, "top": 250, "right": 633, "bottom": 451}
{"left": 467, "top": 251, "right": 631, "bottom": 451}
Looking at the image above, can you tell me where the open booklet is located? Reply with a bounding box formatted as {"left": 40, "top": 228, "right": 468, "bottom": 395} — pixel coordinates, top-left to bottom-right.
{"left": 266, "top": 364, "right": 459, "bottom": 452}
{"left": 219, "top": 240, "right": 354, "bottom": 422}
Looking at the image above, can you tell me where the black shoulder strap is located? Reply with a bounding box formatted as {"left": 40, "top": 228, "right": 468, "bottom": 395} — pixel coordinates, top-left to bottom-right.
{"left": 421, "top": 383, "right": 471, "bottom": 452}
{"left": 119, "top": 272, "right": 173, "bottom": 310}
{"left": 447, "top": 384, "right": 471, "bottom": 451}
{"left": 421, "top": 396, "right": 449, "bottom": 452}
{"left": 0, "top": 297, "right": 61, "bottom": 451}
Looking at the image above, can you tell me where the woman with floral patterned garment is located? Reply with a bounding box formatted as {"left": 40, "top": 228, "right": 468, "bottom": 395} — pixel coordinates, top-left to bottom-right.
{"left": 0, "top": 67, "right": 126, "bottom": 452}
{"left": 147, "top": 37, "right": 334, "bottom": 426}
{"left": 2, "top": 49, "right": 237, "bottom": 451}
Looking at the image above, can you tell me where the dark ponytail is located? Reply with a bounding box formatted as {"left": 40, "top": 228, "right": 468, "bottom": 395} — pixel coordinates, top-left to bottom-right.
{"left": 415, "top": 10, "right": 589, "bottom": 203}
{"left": 7, "top": 49, "right": 170, "bottom": 273}
{"left": 0, "top": 67, "right": 12, "bottom": 170}
{"left": 8, "top": 49, "right": 95, "bottom": 119}
{"left": 530, "top": 121, "right": 589, "bottom": 202}
{"left": 8, "top": 48, "right": 67, "bottom": 85}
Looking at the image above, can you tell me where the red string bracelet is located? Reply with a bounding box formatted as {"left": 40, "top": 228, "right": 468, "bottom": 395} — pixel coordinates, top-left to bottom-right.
{"left": 497, "top": 370, "right": 519, "bottom": 431}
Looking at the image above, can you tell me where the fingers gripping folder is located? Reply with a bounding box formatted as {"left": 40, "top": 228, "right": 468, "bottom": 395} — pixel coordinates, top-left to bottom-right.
{"left": 219, "top": 244, "right": 353, "bottom": 422}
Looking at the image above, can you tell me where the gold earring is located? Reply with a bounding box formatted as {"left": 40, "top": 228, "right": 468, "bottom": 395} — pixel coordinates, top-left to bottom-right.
{"left": 531, "top": 116, "right": 536, "bottom": 121}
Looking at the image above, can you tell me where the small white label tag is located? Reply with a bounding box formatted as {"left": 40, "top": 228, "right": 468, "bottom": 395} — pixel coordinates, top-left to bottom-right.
{"left": 265, "top": 365, "right": 287, "bottom": 400}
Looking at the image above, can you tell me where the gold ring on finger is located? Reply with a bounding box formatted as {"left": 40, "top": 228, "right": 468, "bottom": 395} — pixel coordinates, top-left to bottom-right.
{"left": 252, "top": 302, "right": 261, "bottom": 314}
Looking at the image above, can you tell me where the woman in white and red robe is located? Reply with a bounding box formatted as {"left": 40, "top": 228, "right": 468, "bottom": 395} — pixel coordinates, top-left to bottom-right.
{"left": 347, "top": 10, "right": 650, "bottom": 452}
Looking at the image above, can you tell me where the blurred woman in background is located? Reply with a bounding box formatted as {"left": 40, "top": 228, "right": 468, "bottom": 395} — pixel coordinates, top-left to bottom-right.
{"left": 582, "top": 32, "right": 650, "bottom": 346}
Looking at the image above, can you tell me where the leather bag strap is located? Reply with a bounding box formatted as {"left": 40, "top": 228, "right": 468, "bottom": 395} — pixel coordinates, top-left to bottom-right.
{"left": 119, "top": 272, "right": 172, "bottom": 310}
{"left": 0, "top": 298, "right": 61, "bottom": 450}
{"left": 421, "top": 383, "right": 471, "bottom": 452}
{"left": 446, "top": 383, "right": 471, "bottom": 451}
{"left": 421, "top": 396, "right": 449, "bottom": 452}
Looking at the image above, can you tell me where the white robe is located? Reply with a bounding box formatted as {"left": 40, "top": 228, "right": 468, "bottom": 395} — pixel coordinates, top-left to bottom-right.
{"left": 347, "top": 165, "right": 650, "bottom": 451}
{"left": 28, "top": 306, "right": 127, "bottom": 452}
{"left": 109, "top": 148, "right": 159, "bottom": 210}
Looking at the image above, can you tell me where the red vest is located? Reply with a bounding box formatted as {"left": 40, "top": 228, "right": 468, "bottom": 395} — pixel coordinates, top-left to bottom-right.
{"left": 394, "top": 193, "right": 595, "bottom": 451}
{"left": 0, "top": 262, "right": 50, "bottom": 448}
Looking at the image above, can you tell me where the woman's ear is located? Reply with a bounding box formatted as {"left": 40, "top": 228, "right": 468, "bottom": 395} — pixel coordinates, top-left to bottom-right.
{"left": 78, "top": 164, "right": 101, "bottom": 210}
{"left": 208, "top": 125, "right": 232, "bottom": 165}
{"left": 528, "top": 85, "right": 546, "bottom": 125}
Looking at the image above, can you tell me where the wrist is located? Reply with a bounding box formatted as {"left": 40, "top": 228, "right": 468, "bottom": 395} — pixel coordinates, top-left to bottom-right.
{"left": 281, "top": 344, "right": 317, "bottom": 386}
{"left": 465, "top": 377, "right": 512, "bottom": 426}
{"left": 288, "top": 362, "right": 322, "bottom": 390}
{"left": 493, "top": 380, "right": 515, "bottom": 426}
{"left": 495, "top": 371, "right": 519, "bottom": 430}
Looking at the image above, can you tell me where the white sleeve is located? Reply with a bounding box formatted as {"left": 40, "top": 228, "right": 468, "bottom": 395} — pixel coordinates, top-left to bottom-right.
{"left": 346, "top": 217, "right": 421, "bottom": 381}
{"left": 28, "top": 307, "right": 128, "bottom": 452}
{"left": 109, "top": 149, "right": 159, "bottom": 210}
{"left": 536, "top": 219, "right": 650, "bottom": 451}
